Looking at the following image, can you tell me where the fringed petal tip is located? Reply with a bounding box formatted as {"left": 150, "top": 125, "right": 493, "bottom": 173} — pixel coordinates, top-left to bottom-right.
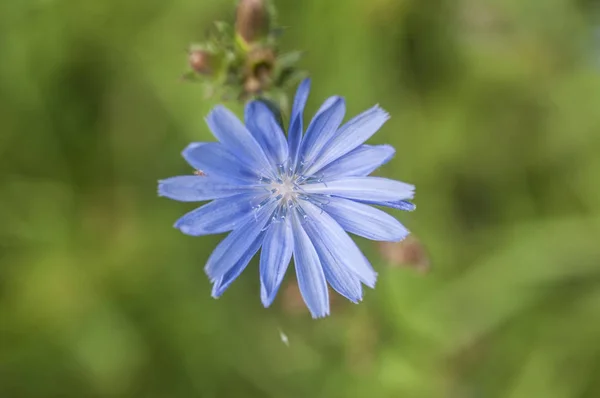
{"left": 210, "top": 279, "right": 228, "bottom": 299}
{"left": 364, "top": 273, "right": 378, "bottom": 290}
{"left": 173, "top": 223, "right": 195, "bottom": 236}
{"left": 373, "top": 104, "right": 391, "bottom": 121}
{"left": 345, "top": 295, "right": 363, "bottom": 305}
{"left": 380, "top": 145, "right": 396, "bottom": 164}
{"left": 393, "top": 200, "right": 416, "bottom": 211}
{"left": 404, "top": 201, "right": 417, "bottom": 211}
{"left": 173, "top": 217, "right": 184, "bottom": 229}
{"left": 394, "top": 231, "right": 412, "bottom": 243}
{"left": 305, "top": 301, "right": 330, "bottom": 319}
{"left": 181, "top": 142, "right": 203, "bottom": 157}
{"left": 210, "top": 284, "right": 222, "bottom": 299}
{"left": 157, "top": 180, "right": 167, "bottom": 197}
{"left": 403, "top": 185, "right": 416, "bottom": 198}
{"left": 260, "top": 291, "right": 275, "bottom": 309}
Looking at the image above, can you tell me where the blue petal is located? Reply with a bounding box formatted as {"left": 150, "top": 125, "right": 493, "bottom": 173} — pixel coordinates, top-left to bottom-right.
{"left": 158, "top": 176, "right": 249, "bottom": 202}
{"left": 322, "top": 197, "right": 409, "bottom": 241}
{"left": 300, "top": 96, "right": 345, "bottom": 170}
{"left": 245, "top": 101, "right": 289, "bottom": 166}
{"left": 300, "top": 201, "right": 377, "bottom": 288}
{"left": 174, "top": 193, "right": 256, "bottom": 236}
{"left": 316, "top": 144, "right": 395, "bottom": 179}
{"left": 304, "top": 105, "right": 390, "bottom": 176}
{"left": 322, "top": 264, "right": 362, "bottom": 304}
{"left": 299, "top": 206, "right": 363, "bottom": 303}
{"left": 288, "top": 78, "right": 311, "bottom": 172}
{"left": 206, "top": 105, "right": 273, "bottom": 177}
{"left": 302, "top": 176, "right": 414, "bottom": 202}
{"left": 259, "top": 217, "right": 293, "bottom": 307}
{"left": 291, "top": 209, "right": 329, "bottom": 318}
{"left": 182, "top": 142, "right": 257, "bottom": 183}
{"left": 357, "top": 199, "right": 416, "bottom": 211}
{"left": 204, "top": 200, "right": 277, "bottom": 281}
{"left": 212, "top": 232, "right": 264, "bottom": 298}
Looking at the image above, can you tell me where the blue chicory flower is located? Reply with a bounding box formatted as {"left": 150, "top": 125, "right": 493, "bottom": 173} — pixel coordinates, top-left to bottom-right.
{"left": 158, "top": 79, "right": 415, "bottom": 318}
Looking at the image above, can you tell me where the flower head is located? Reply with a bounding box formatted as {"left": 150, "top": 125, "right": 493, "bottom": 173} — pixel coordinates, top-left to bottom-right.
{"left": 158, "top": 79, "right": 415, "bottom": 318}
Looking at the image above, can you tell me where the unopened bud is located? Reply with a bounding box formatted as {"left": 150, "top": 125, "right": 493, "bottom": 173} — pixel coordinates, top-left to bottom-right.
{"left": 248, "top": 47, "right": 275, "bottom": 79}
{"left": 188, "top": 50, "right": 212, "bottom": 74}
{"left": 235, "top": 0, "right": 270, "bottom": 45}
{"left": 242, "top": 47, "right": 275, "bottom": 94}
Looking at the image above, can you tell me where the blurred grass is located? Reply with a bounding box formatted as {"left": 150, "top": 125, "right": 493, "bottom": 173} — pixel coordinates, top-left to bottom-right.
{"left": 2, "top": 0, "right": 600, "bottom": 397}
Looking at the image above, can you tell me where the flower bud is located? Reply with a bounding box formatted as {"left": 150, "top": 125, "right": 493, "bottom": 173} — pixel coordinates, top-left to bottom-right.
{"left": 250, "top": 47, "right": 275, "bottom": 79}
{"left": 188, "top": 50, "right": 212, "bottom": 74}
{"left": 235, "top": 0, "right": 270, "bottom": 45}
{"left": 378, "top": 236, "right": 430, "bottom": 273}
{"left": 242, "top": 47, "right": 276, "bottom": 94}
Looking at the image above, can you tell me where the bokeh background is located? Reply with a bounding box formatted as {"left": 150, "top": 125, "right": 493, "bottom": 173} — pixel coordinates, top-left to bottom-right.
{"left": 2, "top": 0, "right": 600, "bottom": 397}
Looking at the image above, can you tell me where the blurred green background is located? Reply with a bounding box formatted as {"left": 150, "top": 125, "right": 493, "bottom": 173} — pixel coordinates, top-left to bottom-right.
{"left": 2, "top": 0, "right": 600, "bottom": 397}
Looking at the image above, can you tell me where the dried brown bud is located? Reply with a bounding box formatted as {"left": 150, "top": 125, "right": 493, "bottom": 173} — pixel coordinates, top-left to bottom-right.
{"left": 248, "top": 47, "right": 275, "bottom": 79}
{"left": 235, "top": 0, "right": 270, "bottom": 45}
{"left": 242, "top": 47, "right": 276, "bottom": 94}
{"left": 378, "top": 236, "right": 430, "bottom": 273}
{"left": 188, "top": 50, "right": 212, "bottom": 74}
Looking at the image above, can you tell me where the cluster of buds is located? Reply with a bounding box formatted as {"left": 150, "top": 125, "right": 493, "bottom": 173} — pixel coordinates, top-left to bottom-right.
{"left": 183, "top": 0, "right": 305, "bottom": 114}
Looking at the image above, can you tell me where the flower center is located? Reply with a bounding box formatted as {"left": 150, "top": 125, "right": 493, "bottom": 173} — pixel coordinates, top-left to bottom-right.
{"left": 270, "top": 177, "right": 298, "bottom": 202}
